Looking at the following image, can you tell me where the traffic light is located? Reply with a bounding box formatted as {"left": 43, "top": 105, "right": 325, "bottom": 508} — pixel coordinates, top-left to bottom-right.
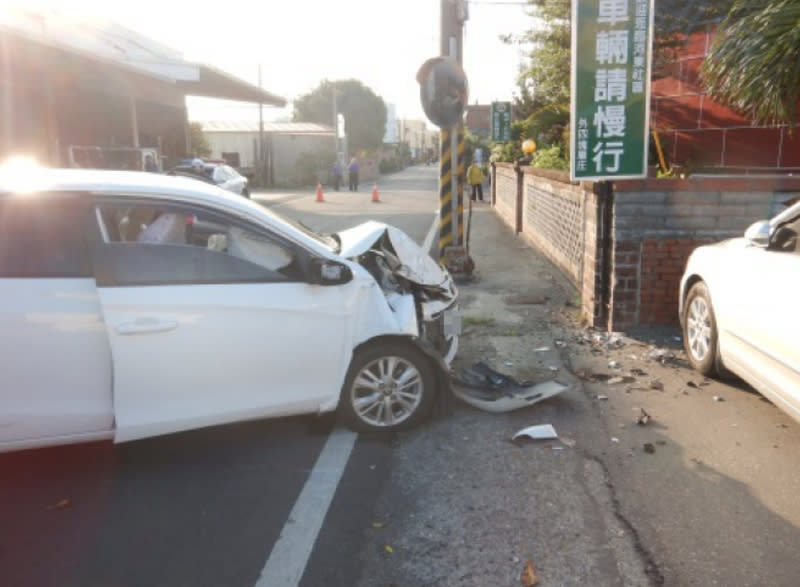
{"left": 416, "top": 57, "right": 469, "bottom": 129}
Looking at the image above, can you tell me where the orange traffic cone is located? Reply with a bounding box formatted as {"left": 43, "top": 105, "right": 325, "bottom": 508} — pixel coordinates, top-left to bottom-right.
{"left": 316, "top": 182, "right": 324, "bottom": 203}
{"left": 371, "top": 183, "right": 380, "bottom": 203}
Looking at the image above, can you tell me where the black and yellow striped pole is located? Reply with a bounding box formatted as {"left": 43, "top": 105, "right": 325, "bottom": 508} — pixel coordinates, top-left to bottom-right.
{"left": 438, "top": 127, "right": 454, "bottom": 261}
{"left": 456, "top": 124, "right": 466, "bottom": 246}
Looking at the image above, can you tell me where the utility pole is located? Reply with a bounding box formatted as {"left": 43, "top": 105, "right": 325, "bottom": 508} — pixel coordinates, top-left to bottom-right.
{"left": 439, "top": 0, "right": 469, "bottom": 263}
{"left": 257, "top": 64, "right": 265, "bottom": 187}
{"left": 332, "top": 85, "right": 339, "bottom": 161}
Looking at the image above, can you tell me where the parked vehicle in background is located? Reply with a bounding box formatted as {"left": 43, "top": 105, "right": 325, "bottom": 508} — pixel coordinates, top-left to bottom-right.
{"left": 65, "top": 145, "right": 162, "bottom": 172}
{"left": 679, "top": 199, "right": 800, "bottom": 424}
{"left": 167, "top": 159, "right": 249, "bottom": 197}
{"left": 0, "top": 166, "right": 460, "bottom": 453}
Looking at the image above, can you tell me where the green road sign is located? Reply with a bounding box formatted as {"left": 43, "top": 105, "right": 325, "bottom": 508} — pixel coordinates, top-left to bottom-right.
{"left": 570, "top": 0, "right": 654, "bottom": 181}
{"left": 491, "top": 102, "right": 511, "bottom": 142}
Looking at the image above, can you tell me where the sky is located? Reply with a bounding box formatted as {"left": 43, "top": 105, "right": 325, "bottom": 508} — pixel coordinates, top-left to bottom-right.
{"left": 60, "top": 0, "right": 533, "bottom": 125}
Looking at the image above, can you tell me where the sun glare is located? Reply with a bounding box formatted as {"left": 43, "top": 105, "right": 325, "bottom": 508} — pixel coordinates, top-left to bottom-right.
{"left": 0, "top": 156, "right": 44, "bottom": 193}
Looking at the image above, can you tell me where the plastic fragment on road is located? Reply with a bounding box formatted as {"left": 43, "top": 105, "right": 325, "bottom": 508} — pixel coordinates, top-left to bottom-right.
{"left": 714, "top": 395, "right": 725, "bottom": 402}
{"left": 452, "top": 361, "right": 571, "bottom": 413}
{"left": 521, "top": 559, "right": 539, "bottom": 586}
{"left": 47, "top": 498, "right": 71, "bottom": 511}
{"left": 512, "top": 424, "right": 558, "bottom": 441}
{"left": 637, "top": 408, "right": 651, "bottom": 426}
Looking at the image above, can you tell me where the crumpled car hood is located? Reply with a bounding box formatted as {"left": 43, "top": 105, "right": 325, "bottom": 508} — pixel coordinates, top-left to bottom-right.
{"left": 337, "top": 220, "right": 453, "bottom": 291}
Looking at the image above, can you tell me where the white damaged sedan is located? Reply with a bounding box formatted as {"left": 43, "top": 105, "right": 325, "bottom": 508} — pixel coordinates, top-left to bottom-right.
{"left": 0, "top": 168, "right": 459, "bottom": 453}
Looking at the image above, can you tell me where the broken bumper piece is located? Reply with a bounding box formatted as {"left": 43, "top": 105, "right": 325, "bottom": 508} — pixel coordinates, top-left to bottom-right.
{"left": 451, "top": 361, "right": 571, "bottom": 413}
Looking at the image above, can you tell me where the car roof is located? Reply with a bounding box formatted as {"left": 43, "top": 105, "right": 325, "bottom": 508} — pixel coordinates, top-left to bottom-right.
{"left": 0, "top": 167, "right": 224, "bottom": 199}
{"left": 0, "top": 167, "right": 329, "bottom": 254}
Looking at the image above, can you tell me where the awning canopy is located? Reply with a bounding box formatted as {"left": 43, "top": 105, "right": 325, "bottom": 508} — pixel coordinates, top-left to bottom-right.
{"left": 0, "top": 7, "right": 286, "bottom": 107}
{"left": 177, "top": 64, "right": 285, "bottom": 106}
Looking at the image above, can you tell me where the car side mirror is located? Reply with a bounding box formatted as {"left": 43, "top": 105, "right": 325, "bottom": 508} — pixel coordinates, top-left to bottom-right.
{"left": 744, "top": 220, "right": 770, "bottom": 247}
{"left": 310, "top": 258, "right": 352, "bottom": 285}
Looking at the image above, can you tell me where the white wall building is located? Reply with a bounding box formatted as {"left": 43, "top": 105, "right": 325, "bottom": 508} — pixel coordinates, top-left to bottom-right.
{"left": 201, "top": 121, "right": 334, "bottom": 187}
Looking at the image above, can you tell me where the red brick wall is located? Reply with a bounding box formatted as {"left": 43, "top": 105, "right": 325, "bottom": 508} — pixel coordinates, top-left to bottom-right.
{"left": 488, "top": 169, "right": 800, "bottom": 331}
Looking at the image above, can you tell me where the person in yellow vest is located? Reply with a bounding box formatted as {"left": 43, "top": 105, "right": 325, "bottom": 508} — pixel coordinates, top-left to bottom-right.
{"left": 467, "top": 159, "right": 485, "bottom": 202}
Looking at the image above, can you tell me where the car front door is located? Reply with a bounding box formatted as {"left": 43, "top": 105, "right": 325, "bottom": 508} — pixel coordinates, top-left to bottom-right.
{"left": 721, "top": 221, "right": 800, "bottom": 414}
{"left": 91, "top": 199, "right": 357, "bottom": 443}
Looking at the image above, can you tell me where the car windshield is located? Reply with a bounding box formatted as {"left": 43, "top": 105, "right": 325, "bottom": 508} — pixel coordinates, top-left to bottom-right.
{"left": 275, "top": 210, "right": 340, "bottom": 253}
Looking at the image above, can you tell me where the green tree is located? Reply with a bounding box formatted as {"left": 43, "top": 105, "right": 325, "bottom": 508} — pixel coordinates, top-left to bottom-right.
{"left": 701, "top": 0, "right": 800, "bottom": 125}
{"left": 188, "top": 122, "right": 211, "bottom": 158}
{"left": 293, "top": 79, "right": 387, "bottom": 154}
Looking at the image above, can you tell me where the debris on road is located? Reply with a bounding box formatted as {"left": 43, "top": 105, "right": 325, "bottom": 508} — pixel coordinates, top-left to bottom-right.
{"left": 650, "top": 378, "right": 664, "bottom": 391}
{"left": 506, "top": 294, "right": 549, "bottom": 305}
{"left": 452, "top": 362, "right": 570, "bottom": 413}
{"left": 647, "top": 348, "right": 677, "bottom": 366}
{"left": 512, "top": 424, "right": 558, "bottom": 441}
{"left": 597, "top": 394, "right": 609, "bottom": 401}
{"left": 714, "top": 395, "right": 725, "bottom": 402}
{"left": 687, "top": 381, "right": 698, "bottom": 388}
{"left": 47, "top": 498, "right": 71, "bottom": 511}
{"left": 608, "top": 360, "right": 621, "bottom": 369}
{"left": 520, "top": 559, "right": 539, "bottom": 586}
{"left": 575, "top": 369, "right": 612, "bottom": 382}
{"left": 643, "top": 443, "right": 656, "bottom": 454}
{"left": 637, "top": 408, "right": 651, "bottom": 426}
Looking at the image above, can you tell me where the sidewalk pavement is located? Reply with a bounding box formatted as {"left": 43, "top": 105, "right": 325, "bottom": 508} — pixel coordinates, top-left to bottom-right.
{"left": 354, "top": 203, "right": 657, "bottom": 587}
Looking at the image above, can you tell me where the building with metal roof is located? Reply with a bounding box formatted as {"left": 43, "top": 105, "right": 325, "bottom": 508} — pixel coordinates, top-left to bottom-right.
{"left": 0, "top": 6, "right": 285, "bottom": 168}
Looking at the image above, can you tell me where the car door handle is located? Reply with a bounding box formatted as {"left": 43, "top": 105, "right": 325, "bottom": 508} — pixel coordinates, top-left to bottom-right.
{"left": 116, "top": 317, "right": 179, "bottom": 335}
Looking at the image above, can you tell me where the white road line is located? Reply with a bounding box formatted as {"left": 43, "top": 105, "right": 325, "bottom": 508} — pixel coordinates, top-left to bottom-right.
{"left": 422, "top": 209, "right": 440, "bottom": 254}
{"left": 254, "top": 427, "right": 358, "bottom": 587}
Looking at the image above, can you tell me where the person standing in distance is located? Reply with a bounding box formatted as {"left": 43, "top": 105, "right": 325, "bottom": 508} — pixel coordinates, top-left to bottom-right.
{"left": 467, "top": 159, "right": 485, "bottom": 202}
{"left": 348, "top": 156, "right": 360, "bottom": 191}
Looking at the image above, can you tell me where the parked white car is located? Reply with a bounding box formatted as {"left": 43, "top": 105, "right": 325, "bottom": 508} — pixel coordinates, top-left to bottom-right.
{"left": 0, "top": 168, "right": 459, "bottom": 453}
{"left": 167, "top": 161, "right": 249, "bottom": 198}
{"left": 679, "top": 199, "right": 800, "bottom": 424}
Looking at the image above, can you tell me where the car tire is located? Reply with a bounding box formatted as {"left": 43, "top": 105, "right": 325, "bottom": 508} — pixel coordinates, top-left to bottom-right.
{"left": 682, "top": 281, "right": 719, "bottom": 377}
{"left": 339, "top": 340, "right": 436, "bottom": 433}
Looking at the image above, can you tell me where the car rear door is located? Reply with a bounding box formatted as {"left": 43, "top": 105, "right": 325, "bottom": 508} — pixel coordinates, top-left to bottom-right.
{"left": 0, "top": 194, "right": 113, "bottom": 447}
{"left": 90, "top": 198, "right": 356, "bottom": 443}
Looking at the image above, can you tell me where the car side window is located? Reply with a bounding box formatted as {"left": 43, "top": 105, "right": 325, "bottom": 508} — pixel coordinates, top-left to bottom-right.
{"left": 94, "top": 201, "right": 301, "bottom": 286}
{"left": 0, "top": 197, "right": 91, "bottom": 277}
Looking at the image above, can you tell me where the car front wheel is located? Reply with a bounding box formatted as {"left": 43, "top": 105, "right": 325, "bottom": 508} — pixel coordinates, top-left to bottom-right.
{"left": 683, "top": 281, "right": 719, "bottom": 376}
{"left": 339, "top": 341, "right": 436, "bottom": 433}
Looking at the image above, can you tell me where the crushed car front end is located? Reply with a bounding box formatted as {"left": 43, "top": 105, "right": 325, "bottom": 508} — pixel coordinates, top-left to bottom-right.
{"left": 336, "top": 221, "right": 460, "bottom": 364}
